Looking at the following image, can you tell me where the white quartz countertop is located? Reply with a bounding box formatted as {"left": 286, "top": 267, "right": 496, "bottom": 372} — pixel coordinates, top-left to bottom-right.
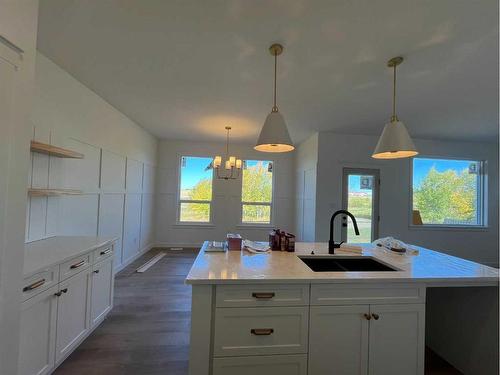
{"left": 185, "top": 241, "right": 499, "bottom": 286}
{"left": 24, "top": 236, "right": 117, "bottom": 277}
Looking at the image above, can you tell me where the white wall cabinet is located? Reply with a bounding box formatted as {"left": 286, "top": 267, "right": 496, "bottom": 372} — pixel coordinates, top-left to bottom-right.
{"left": 18, "top": 286, "right": 58, "bottom": 375}
{"left": 55, "top": 267, "right": 92, "bottom": 363}
{"left": 91, "top": 257, "right": 114, "bottom": 326}
{"left": 18, "top": 242, "right": 115, "bottom": 374}
{"left": 308, "top": 304, "right": 425, "bottom": 375}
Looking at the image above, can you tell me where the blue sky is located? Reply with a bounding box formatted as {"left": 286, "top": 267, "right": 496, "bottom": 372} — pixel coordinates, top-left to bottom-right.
{"left": 412, "top": 158, "right": 474, "bottom": 188}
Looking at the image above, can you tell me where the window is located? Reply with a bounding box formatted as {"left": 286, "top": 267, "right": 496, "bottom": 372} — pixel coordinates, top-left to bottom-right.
{"left": 241, "top": 160, "right": 273, "bottom": 224}
{"left": 411, "top": 157, "right": 486, "bottom": 227}
{"left": 178, "top": 156, "right": 213, "bottom": 223}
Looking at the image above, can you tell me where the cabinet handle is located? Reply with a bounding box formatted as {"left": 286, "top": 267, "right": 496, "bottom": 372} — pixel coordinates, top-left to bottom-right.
{"left": 372, "top": 313, "right": 379, "bottom": 320}
{"left": 61, "top": 288, "right": 68, "bottom": 294}
{"left": 70, "top": 260, "right": 86, "bottom": 269}
{"left": 251, "top": 292, "right": 275, "bottom": 299}
{"left": 100, "top": 249, "right": 111, "bottom": 256}
{"left": 23, "top": 279, "right": 46, "bottom": 292}
{"left": 250, "top": 328, "right": 274, "bottom": 336}
{"left": 364, "top": 313, "right": 371, "bottom": 320}
{"left": 93, "top": 269, "right": 100, "bottom": 274}
{"left": 54, "top": 291, "right": 62, "bottom": 297}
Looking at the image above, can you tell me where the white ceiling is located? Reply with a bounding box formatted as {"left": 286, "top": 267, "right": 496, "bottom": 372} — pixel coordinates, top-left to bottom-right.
{"left": 37, "top": 0, "right": 498, "bottom": 145}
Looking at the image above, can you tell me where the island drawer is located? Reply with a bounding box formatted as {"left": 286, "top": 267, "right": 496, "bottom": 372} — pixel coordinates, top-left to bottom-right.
{"left": 216, "top": 284, "right": 309, "bottom": 307}
{"left": 93, "top": 245, "right": 113, "bottom": 264}
{"left": 213, "top": 354, "right": 307, "bottom": 375}
{"left": 310, "top": 283, "right": 426, "bottom": 305}
{"left": 22, "top": 266, "right": 59, "bottom": 301}
{"left": 213, "top": 306, "right": 308, "bottom": 357}
{"left": 59, "top": 253, "right": 91, "bottom": 281}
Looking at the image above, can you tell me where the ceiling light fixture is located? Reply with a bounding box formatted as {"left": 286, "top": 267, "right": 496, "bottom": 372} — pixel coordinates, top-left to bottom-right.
{"left": 212, "top": 126, "right": 242, "bottom": 180}
{"left": 254, "top": 43, "right": 294, "bottom": 153}
{"left": 372, "top": 56, "right": 418, "bottom": 159}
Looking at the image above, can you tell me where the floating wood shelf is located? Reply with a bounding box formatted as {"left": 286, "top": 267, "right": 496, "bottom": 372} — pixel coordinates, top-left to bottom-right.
{"left": 28, "top": 188, "right": 83, "bottom": 197}
{"left": 30, "top": 141, "right": 84, "bottom": 159}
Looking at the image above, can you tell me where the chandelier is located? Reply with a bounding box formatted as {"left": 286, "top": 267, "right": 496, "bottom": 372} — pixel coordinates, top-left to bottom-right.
{"left": 213, "top": 126, "right": 242, "bottom": 180}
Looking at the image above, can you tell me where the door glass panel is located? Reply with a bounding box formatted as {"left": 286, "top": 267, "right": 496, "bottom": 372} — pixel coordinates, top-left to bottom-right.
{"left": 346, "top": 175, "right": 374, "bottom": 243}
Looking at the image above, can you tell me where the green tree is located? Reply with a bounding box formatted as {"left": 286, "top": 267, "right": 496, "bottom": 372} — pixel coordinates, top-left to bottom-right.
{"left": 414, "top": 167, "right": 476, "bottom": 224}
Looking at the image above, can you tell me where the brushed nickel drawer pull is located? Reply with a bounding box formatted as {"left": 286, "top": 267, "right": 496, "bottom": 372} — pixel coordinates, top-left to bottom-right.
{"left": 100, "top": 249, "right": 111, "bottom": 255}
{"left": 70, "top": 260, "right": 86, "bottom": 269}
{"left": 251, "top": 292, "right": 275, "bottom": 299}
{"left": 23, "top": 279, "right": 46, "bottom": 292}
{"left": 251, "top": 328, "right": 274, "bottom": 336}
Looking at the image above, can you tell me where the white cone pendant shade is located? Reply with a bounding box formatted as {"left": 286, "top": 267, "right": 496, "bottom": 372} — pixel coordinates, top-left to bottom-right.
{"left": 255, "top": 111, "right": 294, "bottom": 152}
{"left": 372, "top": 120, "right": 418, "bottom": 159}
{"left": 255, "top": 43, "right": 294, "bottom": 153}
{"left": 372, "top": 56, "right": 418, "bottom": 159}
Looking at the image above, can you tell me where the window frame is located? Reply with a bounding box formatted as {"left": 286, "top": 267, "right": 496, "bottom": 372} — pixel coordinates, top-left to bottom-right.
{"left": 176, "top": 155, "right": 214, "bottom": 225}
{"left": 239, "top": 159, "right": 275, "bottom": 227}
{"left": 408, "top": 155, "right": 488, "bottom": 230}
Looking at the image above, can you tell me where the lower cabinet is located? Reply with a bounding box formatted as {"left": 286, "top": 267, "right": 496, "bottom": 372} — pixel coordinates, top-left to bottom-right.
{"left": 18, "top": 245, "right": 115, "bottom": 375}
{"left": 91, "top": 257, "right": 114, "bottom": 326}
{"left": 18, "top": 286, "right": 58, "bottom": 375}
{"left": 309, "top": 303, "right": 425, "bottom": 375}
{"left": 213, "top": 354, "right": 308, "bottom": 375}
{"left": 55, "top": 267, "right": 92, "bottom": 363}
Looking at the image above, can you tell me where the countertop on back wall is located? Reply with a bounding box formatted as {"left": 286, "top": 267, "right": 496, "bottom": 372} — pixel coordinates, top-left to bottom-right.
{"left": 185, "top": 241, "right": 499, "bottom": 286}
{"left": 24, "top": 236, "right": 117, "bottom": 277}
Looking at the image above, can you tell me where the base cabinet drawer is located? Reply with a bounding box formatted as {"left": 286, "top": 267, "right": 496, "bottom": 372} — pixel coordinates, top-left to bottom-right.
{"left": 216, "top": 284, "right": 309, "bottom": 307}
{"left": 213, "top": 354, "right": 308, "bottom": 375}
{"left": 18, "top": 286, "right": 58, "bottom": 375}
{"left": 22, "top": 267, "right": 59, "bottom": 302}
{"left": 214, "top": 307, "right": 308, "bottom": 357}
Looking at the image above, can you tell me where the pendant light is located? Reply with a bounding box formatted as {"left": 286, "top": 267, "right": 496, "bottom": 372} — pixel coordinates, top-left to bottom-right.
{"left": 254, "top": 43, "right": 294, "bottom": 153}
{"left": 212, "top": 126, "right": 242, "bottom": 180}
{"left": 372, "top": 56, "right": 418, "bottom": 159}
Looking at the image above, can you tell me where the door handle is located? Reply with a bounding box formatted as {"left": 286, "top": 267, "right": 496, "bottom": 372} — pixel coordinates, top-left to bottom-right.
{"left": 23, "top": 279, "right": 46, "bottom": 292}
{"left": 251, "top": 292, "right": 275, "bottom": 299}
{"left": 251, "top": 328, "right": 274, "bottom": 336}
{"left": 70, "top": 260, "right": 86, "bottom": 269}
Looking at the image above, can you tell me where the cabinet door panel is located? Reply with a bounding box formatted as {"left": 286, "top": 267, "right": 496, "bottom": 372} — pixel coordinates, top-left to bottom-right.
{"left": 91, "top": 257, "right": 114, "bottom": 326}
{"left": 18, "top": 286, "right": 58, "bottom": 375}
{"left": 368, "top": 304, "right": 425, "bottom": 375}
{"left": 98, "top": 193, "right": 124, "bottom": 269}
{"left": 55, "top": 268, "right": 92, "bottom": 363}
{"left": 309, "top": 305, "right": 369, "bottom": 375}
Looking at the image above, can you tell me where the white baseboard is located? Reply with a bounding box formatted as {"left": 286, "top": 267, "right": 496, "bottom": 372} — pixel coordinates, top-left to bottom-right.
{"left": 153, "top": 242, "right": 203, "bottom": 249}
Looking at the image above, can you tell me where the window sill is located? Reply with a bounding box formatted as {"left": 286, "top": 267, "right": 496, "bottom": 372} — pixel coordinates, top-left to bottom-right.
{"left": 173, "top": 223, "right": 215, "bottom": 229}
{"left": 408, "top": 224, "right": 489, "bottom": 232}
{"left": 236, "top": 224, "right": 274, "bottom": 230}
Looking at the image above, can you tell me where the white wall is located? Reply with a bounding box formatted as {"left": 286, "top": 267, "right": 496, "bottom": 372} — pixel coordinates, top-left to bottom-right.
{"left": 0, "top": 2, "right": 39, "bottom": 373}
{"left": 27, "top": 53, "right": 158, "bottom": 271}
{"left": 294, "top": 133, "right": 318, "bottom": 242}
{"left": 155, "top": 139, "right": 294, "bottom": 247}
{"left": 314, "top": 132, "right": 499, "bottom": 266}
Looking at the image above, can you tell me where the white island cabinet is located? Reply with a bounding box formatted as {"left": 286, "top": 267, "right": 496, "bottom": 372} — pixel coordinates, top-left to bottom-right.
{"left": 19, "top": 236, "right": 116, "bottom": 375}
{"left": 186, "top": 241, "right": 499, "bottom": 375}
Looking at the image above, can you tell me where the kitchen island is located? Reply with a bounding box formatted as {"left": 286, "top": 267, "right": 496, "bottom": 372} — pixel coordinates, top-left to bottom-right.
{"left": 186, "top": 241, "right": 499, "bottom": 375}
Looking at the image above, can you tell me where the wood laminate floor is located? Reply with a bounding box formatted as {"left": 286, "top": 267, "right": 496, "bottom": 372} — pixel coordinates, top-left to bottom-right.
{"left": 55, "top": 247, "right": 462, "bottom": 375}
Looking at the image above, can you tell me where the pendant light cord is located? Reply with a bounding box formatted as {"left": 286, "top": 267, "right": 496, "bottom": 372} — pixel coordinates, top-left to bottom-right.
{"left": 272, "top": 53, "right": 278, "bottom": 112}
{"left": 391, "top": 64, "right": 398, "bottom": 122}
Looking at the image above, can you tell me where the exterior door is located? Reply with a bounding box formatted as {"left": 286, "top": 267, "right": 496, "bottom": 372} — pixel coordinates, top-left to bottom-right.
{"left": 308, "top": 305, "right": 369, "bottom": 375}
{"left": 342, "top": 168, "right": 380, "bottom": 243}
